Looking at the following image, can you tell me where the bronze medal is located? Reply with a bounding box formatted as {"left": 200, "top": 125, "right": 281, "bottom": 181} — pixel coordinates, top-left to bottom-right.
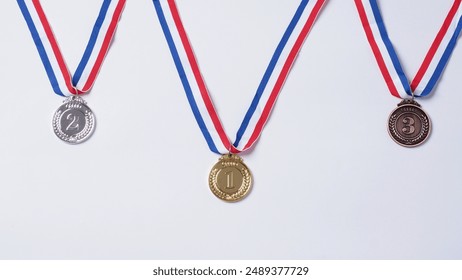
{"left": 209, "top": 154, "right": 252, "bottom": 202}
{"left": 388, "top": 99, "right": 431, "bottom": 147}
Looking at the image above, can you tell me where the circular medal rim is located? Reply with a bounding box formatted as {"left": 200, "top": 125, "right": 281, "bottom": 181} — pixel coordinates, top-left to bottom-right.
{"left": 208, "top": 155, "right": 253, "bottom": 202}
{"left": 52, "top": 99, "right": 96, "bottom": 145}
{"left": 387, "top": 103, "right": 431, "bottom": 148}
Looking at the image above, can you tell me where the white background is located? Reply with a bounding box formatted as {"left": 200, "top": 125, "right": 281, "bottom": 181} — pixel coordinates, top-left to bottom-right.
{"left": 0, "top": 0, "right": 461, "bottom": 259}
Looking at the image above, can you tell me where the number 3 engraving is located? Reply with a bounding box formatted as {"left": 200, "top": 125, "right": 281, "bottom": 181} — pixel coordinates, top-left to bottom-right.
{"left": 66, "top": 113, "right": 80, "bottom": 131}
{"left": 402, "top": 116, "right": 415, "bottom": 135}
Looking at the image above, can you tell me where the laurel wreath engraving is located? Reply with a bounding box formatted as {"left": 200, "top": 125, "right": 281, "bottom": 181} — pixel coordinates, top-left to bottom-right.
{"left": 52, "top": 98, "right": 95, "bottom": 144}
{"left": 388, "top": 105, "right": 430, "bottom": 147}
{"left": 209, "top": 155, "right": 252, "bottom": 202}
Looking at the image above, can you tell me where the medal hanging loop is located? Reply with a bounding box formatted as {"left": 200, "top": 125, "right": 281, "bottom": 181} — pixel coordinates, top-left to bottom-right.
{"left": 154, "top": 0, "right": 327, "bottom": 155}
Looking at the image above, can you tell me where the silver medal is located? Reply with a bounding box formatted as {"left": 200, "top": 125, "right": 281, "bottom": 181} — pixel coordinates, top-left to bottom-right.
{"left": 52, "top": 96, "right": 95, "bottom": 144}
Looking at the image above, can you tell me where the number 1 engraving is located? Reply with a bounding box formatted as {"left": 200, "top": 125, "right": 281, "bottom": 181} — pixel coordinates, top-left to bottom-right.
{"left": 225, "top": 171, "right": 235, "bottom": 189}
{"left": 66, "top": 113, "right": 80, "bottom": 131}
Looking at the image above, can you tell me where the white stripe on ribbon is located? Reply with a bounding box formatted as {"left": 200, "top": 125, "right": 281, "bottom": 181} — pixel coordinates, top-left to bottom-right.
{"left": 360, "top": 1, "right": 409, "bottom": 99}
{"left": 237, "top": 0, "right": 319, "bottom": 152}
{"left": 75, "top": 1, "right": 121, "bottom": 91}
{"left": 18, "top": 0, "right": 126, "bottom": 97}
{"left": 154, "top": 0, "right": 326, "bottom": 154}
{"left": 25, "top": 0, "right": 71, "bottom": 96}
{"left": 356, "top": 0, "right": 462, "bottom": 99}
{"left": 414, "top": 6, "right": 462, "bottom": 95}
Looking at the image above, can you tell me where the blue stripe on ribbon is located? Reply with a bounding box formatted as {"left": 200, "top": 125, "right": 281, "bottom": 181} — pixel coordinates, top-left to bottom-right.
{"left": 17, "top": 0, "right": 64, "bottom": 96}
{"left": 234, "top": 0, "right": 309, "bottom": 147}
{"left": 370, "top": 0, "right": 412, "bottom": 96}
{"left": 421, "top": 15, "right": 462, "bottom": 96}
{"left": 73, "top": 0, "right": 112, "bottom": 85}
{"left": 153, "top": 0, "right": 220, "bottom": 154}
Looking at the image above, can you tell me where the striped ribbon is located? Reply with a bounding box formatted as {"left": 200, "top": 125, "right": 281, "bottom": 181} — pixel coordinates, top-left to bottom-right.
{"left": 153, "top": 0, "right": 327, "bottom": 155}
{"left": 355, "top": 0, "right": 462, "bottom": 99}
{"left": 18, "top": 0, "right": 126, "bottom": 97}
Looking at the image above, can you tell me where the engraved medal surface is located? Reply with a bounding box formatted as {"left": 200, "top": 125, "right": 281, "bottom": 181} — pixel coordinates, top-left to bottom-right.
{"left": 209, "top": 154, "right": 252, "bottom": 202}
{"left": 52, "top": 96, "right": 95, "bottom": 144}
{"left": 388, "top": 99, "right": 431, "bottom": 147}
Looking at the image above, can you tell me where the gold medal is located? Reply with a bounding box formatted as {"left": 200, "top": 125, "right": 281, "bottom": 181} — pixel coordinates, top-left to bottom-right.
{"left": 208, "top": 154, "right": 252, "bottom": 202}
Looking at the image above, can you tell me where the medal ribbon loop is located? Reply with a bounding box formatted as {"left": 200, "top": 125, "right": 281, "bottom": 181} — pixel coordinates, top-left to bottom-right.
{"left": 153, "top": 0, "right": 327, "bottom": 155}
{"left": 355, "top": 0, "right": 462, "bottom": 99}
{"left": 18, "top": 0, "right": 126, "bottom": 97}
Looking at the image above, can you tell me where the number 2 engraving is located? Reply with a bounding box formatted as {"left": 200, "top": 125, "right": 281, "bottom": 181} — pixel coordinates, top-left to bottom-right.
{"left": 402, "top": 116, "right": 415, "bottom": 135}
{"left": 66, "top": 113, "right": 80, "bottom": 131}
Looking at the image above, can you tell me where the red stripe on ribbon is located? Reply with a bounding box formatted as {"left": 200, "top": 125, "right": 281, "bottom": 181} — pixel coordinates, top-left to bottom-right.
{"left": 83, "top": 0, "right": 126, "bottom": 92}
{"left": 32, "top": 0, "right": 77, "bottom": 95}
{"left": 411, "top": 0, "right": 462, "bottom": 91}
{"left": 244, "top": 0, "right": 326, "bottom": 150}
{"left": 355, "top": 0, "right": 400, "bottom": 98}
{"left": 168, "top": 0, "right": 233, "bottom": 152}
